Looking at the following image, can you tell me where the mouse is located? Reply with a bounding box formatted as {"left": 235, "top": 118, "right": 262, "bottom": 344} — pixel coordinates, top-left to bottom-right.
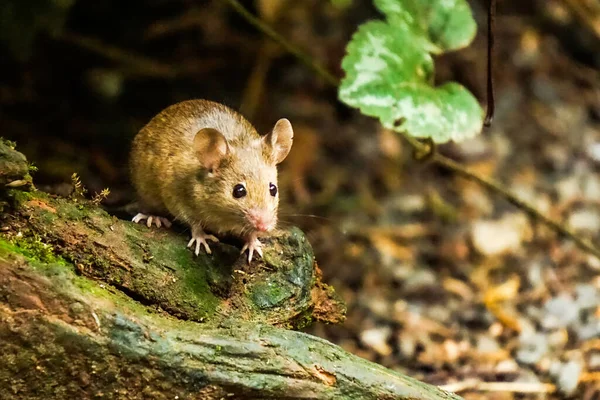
{"left": 129, "top": 99, "right": 294, "bottom": 263}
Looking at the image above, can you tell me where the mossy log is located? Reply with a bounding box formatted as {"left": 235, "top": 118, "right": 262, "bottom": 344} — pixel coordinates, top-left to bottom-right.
{"left": 0, "top": 139, "right": 462, "bottom": 400}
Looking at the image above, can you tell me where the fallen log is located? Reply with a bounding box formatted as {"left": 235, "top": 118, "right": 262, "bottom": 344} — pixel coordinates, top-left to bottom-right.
{"left": 0, "top": 139, "right": 462, "bottom": 400}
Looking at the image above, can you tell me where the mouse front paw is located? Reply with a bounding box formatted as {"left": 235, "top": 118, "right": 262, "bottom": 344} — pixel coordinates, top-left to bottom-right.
{"left": 241, "top": 234, "right": 263, "bottom": 264}
{"left": 188, "top": 225, "right": 219, "bottom": 256}
{"left": 132, "top": 213, "right": 172, "bottom": 228}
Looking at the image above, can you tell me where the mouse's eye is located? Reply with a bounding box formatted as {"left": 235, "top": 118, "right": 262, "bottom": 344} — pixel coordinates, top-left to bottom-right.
{"left": 269, "top": 183, "right": 277, "bottom": 197}
{"left": 233, "top": 184, "right": 247, "bottom": 198}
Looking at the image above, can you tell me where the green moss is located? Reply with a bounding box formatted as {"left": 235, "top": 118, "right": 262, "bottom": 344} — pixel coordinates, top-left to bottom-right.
{"left": 290, "top": 312, "right": 314, "bottom": 330}
{"left": 8, "top": 189, "right": 36, "bottom": 205}
{"left": 154, "top": 240, "right": 197, "bottom": 271}
{"left": 2, "top": 138, "right": 17, "bottom": 149}
{"left": 249, "top": 278, "right": 294, "bottom": 309}
{"left": 0, "top": 236, "right": 66, "bottom": 266}
{"left": 181, "top": 269, "right": 220, "bottom": 312}
{"left": 69, "top": 274, "right": 159, "bottom": 319}
{"left": 0, "top": 238, "right": 23, "bottom": 257}
{"left": 0, "top": 238, "right": 162, "bottom": 321}
{"left": 56, "top": 200, "right": 85, "bottom": 221}
{"left": 2, "top": 184, "right": 322, "bottom": 327}
{"left": 148, "top": 238, "right": 221, "bottom": 316}
{"left": 38, "top": 208, "right": 58, "bottom": 224}
{"left": 9, "top": 191, "right": 58, "bottom": 224}
{"left": 118, "top": 224, "right": 223, "bottom": 320}
{"left": 0, "top": 239, "right": 77, "bottom": 292}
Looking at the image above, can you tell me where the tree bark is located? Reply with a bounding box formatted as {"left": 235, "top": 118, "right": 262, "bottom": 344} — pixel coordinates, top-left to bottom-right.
{"left": 0, "top": 140, "right": 462, "bottom": 400}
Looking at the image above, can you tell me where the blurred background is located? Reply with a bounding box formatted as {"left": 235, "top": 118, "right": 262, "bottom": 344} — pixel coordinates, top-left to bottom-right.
{"left": 2, "top": 0, "right": 600, "bottom": 398}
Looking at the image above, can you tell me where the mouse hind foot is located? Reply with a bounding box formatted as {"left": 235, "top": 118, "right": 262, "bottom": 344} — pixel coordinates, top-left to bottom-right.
{"left": 132, "top": 213, "right": 172, "bottom": 228}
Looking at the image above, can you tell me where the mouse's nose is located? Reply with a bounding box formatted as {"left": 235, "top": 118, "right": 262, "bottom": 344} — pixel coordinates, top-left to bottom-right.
{"left": 248, "top": 210, "right": 273, "bottom": 232}
{"left": 255, "top": 221, "right": 270, "bottom": 232}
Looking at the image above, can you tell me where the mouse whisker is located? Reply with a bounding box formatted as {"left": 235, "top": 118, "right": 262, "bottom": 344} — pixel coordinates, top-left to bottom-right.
{"left": 278, "top": 213, "right": 332, "bottom": 223}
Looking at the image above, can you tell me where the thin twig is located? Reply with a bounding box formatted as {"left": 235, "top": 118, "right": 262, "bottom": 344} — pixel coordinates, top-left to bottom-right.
{"left": 432, "top": 154, "right": 600, "bottom": 259}
{"left": 59, "top": 32, "right": 222, "bottom": 79}
{"left": 484, "top": 0, "right": 496, "bottom": 127}
{"left": 562, "top": 0, "right": 600, "bottom": 40}
{"left": 222, "top": 0, "right": 339, "bottom": 86}
{"left": 240, "top": 0, "right": 287, "bottom": 118}
{"left": 59, "top": 33, "right": 179, "bottom": 78}
{"left": 223, "top": 0, "right": 600, "bottom": 260}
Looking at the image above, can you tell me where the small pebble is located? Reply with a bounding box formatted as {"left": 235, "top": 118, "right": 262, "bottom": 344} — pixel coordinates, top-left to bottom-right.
{"left": 404, "top": 268, "right": 437, "bottom": 289}
{"left": 364, "top": 296, "right": 390, "bottom": 319}
{"left": 547, "top": 329, "right": 568, "bottom": 348}
{"left": 576, "top": 318, "right": 600, "bottom": 340}
{"left": 443, "top": 339, "right": 461, "bottom": 362}
{"left": 544, "top": 143, "right": 570, "bottom": 171}
{"left": 427, "top": 305, "right": 451, "bottom": 323}
{"left": 360, "top": 327, "right": 392, "bottom": 356}
{"left": 555, "top": 176, "right": 581, "bottom": 203}
{"left": 471, "top": 214, "right": 530, "bottom": 256}
{"left": 476, "top": 335, "right": 500, "bottom": 354}
{"left": 587, "top": 255, "right": 600, "bottom": 271}
{"left": 575, "top": 284, "right": 599, "bottom": 309}
{"left": 526, "top": 260, "right": 544, "bottom": 288}
{"left": 586, "top": 142, "right": 600, "bottom": 163}
{"left": 496, "top": 359, "right": 519, "bottom": 373}
{"left": 388, "top": 194, "right": 425, "bottom": 213}
{"left": 568, "top": 208, "right": 600, "bottom": 232}
{"left": 542, "top": 294, "right": 579, "bottom": 329}
{"left": 588, "top": 353, "right": 600, "bottom": 369}
{"left": 397, "top": 332, "right": 416, "bottom": 359}
{"left": 582, "top": 173, "right": 600, "bottom": 201}
{"left": 516, "top": 332, "right": 548, "bottom": 365}
{"left": 550, "top": 360, "right": 583, "bottom": 395}
{"left": 451, "top": 135, "right": 492, "bottom": 160}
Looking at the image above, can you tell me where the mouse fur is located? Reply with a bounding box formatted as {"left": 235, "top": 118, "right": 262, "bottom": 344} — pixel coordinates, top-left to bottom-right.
{"left": 130, "top": 99, "right": 293, "bottom": 262}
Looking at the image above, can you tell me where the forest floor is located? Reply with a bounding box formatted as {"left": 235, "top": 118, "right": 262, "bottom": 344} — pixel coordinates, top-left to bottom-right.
{"left": 2, "top": 0, "right": 600, "bottom": 399}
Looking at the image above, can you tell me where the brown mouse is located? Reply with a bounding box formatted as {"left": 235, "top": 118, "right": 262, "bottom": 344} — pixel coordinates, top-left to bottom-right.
{"left": 129, "top": 99, "right": 294, "bottom": 263}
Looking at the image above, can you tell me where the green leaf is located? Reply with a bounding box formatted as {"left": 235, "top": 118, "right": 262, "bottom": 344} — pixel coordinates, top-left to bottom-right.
{"left": 339, "top": 0, "right": 483, "bottom": 143}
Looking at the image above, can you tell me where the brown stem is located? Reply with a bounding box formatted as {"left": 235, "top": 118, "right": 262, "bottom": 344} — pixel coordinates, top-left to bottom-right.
{"left": 223, "top": 0, "right": 600, "bottom": 260}
{"left": 222, "top": 0, "right": 339, "bottom": 86}
{"left": 562, "top": 0, "right": 600, "bottom": 40}
{"left": 484, "top": 0, "right": 496, "bottom": 127}
{"left": 432, "top": 154, "right": 600, "bottom": 259}
{"left": 58, "top": 32, "right": 221, "bottom": 79}
{"left": 59, "top": 33, "right": 179, "bottom": 78}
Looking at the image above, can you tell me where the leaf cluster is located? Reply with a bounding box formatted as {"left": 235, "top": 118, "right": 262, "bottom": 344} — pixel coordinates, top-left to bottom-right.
{"left": 339, "top": 0, "right": 484, "bottom": 143}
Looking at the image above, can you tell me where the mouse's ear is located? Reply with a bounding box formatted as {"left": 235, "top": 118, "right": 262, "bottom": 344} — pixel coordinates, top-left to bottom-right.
{"left": 264, "top": 118, "right": 293, "bottom": 165}
{"left": 194, "top": 128, "right": 229, "bottom": 171}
